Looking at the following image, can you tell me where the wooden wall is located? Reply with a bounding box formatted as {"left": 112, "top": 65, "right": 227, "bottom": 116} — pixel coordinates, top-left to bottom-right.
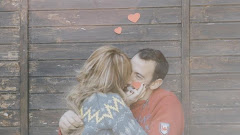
{"left": 190, "top": 0, "right": 240, "bottom": 134}
{"left": 0, "top": 0, "right": 239, "bottom": 135}
{"left": 0, "top": 0, "right": 21, "bottom": 134}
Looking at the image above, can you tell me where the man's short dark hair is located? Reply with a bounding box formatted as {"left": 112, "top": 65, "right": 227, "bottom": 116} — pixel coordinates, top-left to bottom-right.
{"left": 137, "top": 48, "right": 169, "bottom": 81}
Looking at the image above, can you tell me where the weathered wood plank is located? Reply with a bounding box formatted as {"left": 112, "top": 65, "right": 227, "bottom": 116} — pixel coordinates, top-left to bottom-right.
{"left": 168, "top": 58, "right": 181, "bottom": 75}
{"left": 190, "top": 56, "right": 240, "bottom": 73}
{"left": 29, "top": 94, "right": 67, "bottom": 109}
{"left": 0, "top": 62, "right": 20, "bottom": 76}
{"left": 191, "top": 0, "right": 240, "bottom": 6}
{"left": 29, "top": 8, "right": 181, "bottom": 26}
{"left": 0, "top": 0, "right": 20, "bottom": 11}
{"left": 191, "top": 91, "right": 240, "bottom": 108}
{"left": 159, "top": 75, "right": 182, "bottom": 92}
{"left": 191, "top": 6, "right": 240, "bottom": 23}
{"left": 0, "top": 12, "right": 20, "bottom": 27}
{"left": 29, "top": 0, "right": 181, "bottom": 10}
{"left": 191, "top": 108, "right": 240, "bottom": 124}
{"left": 30, "top": 110, "right": 66, "bottom": 126}
{"left": 0, "top": 77, "right": 19, "bottom": 92}
{"left": 190, "top": 74, "right": 240, "bottom": 90}
{"left": 29, "top": 127, "right": 59, "bottom": 135}
{"left": 0, "top": 110, "right": 19, "bottom": 126}
{"left": 122, "top": 41, "right": 181, "bottom": 58}
{"left": 0, "top": 127, "right": 20, "bottom": 135}
{"left": 29, "top": 41, "right": 180, "bottom": 60}
{"left": 0, "top": 45, "right": 19, "bottom": 60}
{"left": 191, "top": 23, "right": 240, "bottom": 40}
{"left": 190, "top": 40, "right": 240, "bottom": 56}
{"left": 182, "top": 0, "right": 190, "bottom": 134}
{"left": 29, "top": 44, "right": 122, "bottom": 60}
{"left": 190, "top": 125, "right": 240, "bottom": 135}
{"left": 29, "top": 25, "right": 181, "bottom": 43}
{"left": 30, "top": 77, "right": 77, "bottom": 93}
{"left": 0, "top": 94, "right": 19, "bottom": 109}
{"left": 29, "top": 60, "right": 85, "bottom": 77}
{"left": 19, "top": 0, "right": 29, "bottom": 133}
{"left": 29, "top": 58, "right": 180, "bottom": 77}
{"left": 0, "top": 28, "right": 19, "bottom": 44}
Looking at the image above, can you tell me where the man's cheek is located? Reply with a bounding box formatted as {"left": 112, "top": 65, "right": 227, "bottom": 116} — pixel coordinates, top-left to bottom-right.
{"left": 131, "top": 82, "right": 142, "bottom": 90}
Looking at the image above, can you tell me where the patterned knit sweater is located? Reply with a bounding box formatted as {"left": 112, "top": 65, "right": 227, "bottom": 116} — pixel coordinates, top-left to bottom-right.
{"left": 80, "top": 92, "right": 147, "bottom": 135}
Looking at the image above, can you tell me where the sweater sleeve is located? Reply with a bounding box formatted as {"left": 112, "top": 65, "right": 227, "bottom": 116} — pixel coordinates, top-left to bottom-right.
{"left": 105, "top": 95, "right": 147, "bottom": 135}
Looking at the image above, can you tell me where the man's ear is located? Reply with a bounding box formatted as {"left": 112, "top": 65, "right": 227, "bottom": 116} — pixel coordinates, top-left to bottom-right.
{"left": 149, "top": 79, "right": 163, "bottom": 90}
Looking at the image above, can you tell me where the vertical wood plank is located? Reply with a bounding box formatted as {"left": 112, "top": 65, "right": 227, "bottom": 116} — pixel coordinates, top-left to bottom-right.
{"left": 182, "top": 0, "right": 190, "bottom": 134}
{"left": 19, "top": 0, "right": 29, "bottom": 134}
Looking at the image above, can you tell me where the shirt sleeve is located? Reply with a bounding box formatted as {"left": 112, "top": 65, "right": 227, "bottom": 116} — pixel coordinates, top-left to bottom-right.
{"left": 106, "top": 96, "right": 147, "bottom": 135}
{"left": 148, "top": 96, "right": 184, "bottom": 135}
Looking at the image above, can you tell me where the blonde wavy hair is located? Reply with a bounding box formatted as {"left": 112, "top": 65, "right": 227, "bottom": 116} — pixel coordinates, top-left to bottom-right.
{"left": 67, "top": 45, "right": 132, "bottom": 114}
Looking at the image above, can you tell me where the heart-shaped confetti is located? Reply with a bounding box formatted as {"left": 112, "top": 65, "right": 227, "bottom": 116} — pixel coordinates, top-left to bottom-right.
{"left": 114, "top": 27, "right": 122, "bottom": 34}
{"left": 128, "top": 13, "right": 141, "bottom": 23}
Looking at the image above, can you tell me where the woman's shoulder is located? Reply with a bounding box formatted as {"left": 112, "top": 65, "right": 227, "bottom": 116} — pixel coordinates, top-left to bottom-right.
{"left": 83, "top": 92, "right": 123, "bottom": 105}
{"left": 96, "top": 92, "right": 123, "bottom": 102}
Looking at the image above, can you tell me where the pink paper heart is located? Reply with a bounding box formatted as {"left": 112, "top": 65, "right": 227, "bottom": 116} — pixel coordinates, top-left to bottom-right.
{"left": 128, "top": 13, "right": 141, "bottom": 23}
{"left": 114, "top": 27, "right": 122, "bottom": 34}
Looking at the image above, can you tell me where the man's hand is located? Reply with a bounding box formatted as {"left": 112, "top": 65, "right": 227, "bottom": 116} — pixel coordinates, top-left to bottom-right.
{"left": 59, "top": 110, "right": 83, "bottom": 135}
{"left": 125, "top": 83, "right": 146, "bottom": 105}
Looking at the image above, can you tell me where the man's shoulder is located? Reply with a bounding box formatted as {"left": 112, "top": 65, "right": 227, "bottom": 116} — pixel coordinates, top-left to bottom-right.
{"left": 152, "top": 88, "right": 181, "bottom": 105}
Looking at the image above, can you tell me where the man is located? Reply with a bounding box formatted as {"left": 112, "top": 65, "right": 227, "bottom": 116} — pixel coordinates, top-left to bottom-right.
{"left": 59, "top": 48, "right": 184, "bottom": 135}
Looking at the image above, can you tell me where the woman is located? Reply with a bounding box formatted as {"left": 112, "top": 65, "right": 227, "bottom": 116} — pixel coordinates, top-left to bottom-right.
{"left": 66, "top": 46, "right": 147, "bottom": 135}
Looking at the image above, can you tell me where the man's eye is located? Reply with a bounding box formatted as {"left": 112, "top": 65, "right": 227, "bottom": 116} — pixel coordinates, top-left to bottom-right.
{"left": 136, "top": 75, "right": 141, "bottom": 79}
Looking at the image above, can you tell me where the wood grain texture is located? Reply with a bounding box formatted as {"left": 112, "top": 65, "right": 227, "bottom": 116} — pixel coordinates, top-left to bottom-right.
{"left": 29, "top": 25, "right": 181, "bottom": 43}
{"left": 29, "top": 41, "right": 181, "bottom": 60}
{"left": 190, "top": 74, "right": 240, "bottom": 90}
{"left": 29, "top": 77, "right": 77, "bottom": 94}
{"left": 0, "top": 0, "right": 20, "bottom": 11}
{"left": 182, "top": 0, "right": 190, "bottom": 134}
{"left": 29, "top": 60, "right": 85, "bottom": 77}
{"left": 190, "top": 40, "right": 240, "bottom": 56}
{"left": 0, "top": 127, "right": 20, "bottom": 135}
{"left": 29, "top": 0, "right": 181, "bottom": 10}
{"left": 191, "top": 91, "right": 240, "bottom": 108}
{"left": 0, "top": 110, "right": 19, "bottom": 126}
{"left": 29, "top": 110, "right": 66, "bottom": 126}
{"left": 191, "top": 108, "right": 240, "bottom": 124}
{"left": 190, "top": 56, "right": 240, "bottom": 73}
{"left": 191, "top": 23, "right": 240, "bottom": 40}
{"left": 191, "top": 6, "right": 240, "bottom": 23}
{"left": 29, "top": 94, "right": 67, "bottom": 109}
{"left": 29, "top": 8, "right": 181, "bottom": 26}
{"left": 0, "top": 61, "right": 20, "bottom": 76}
{"left": 29, "top": 127, "right": 59, "bottom": 135}
{"left": 191, "top": 0, "right": 240, "bottom": 6}
{"left": 0, "top": 12, "right": 20, "bottom": 27}
{"left": 0, "top": 77, "right": 19, "bottom": 92}
{"left": 190, "top": 125, "right": 240, "bottom": 135}
{"left": 0, "top": 94, "right": 19, "bottom": 109}
{"left": 0, "top": 45, "right": 19, "bottom": 60}
{"left": 0, "top": 28, "right": 19, "bottom": 44}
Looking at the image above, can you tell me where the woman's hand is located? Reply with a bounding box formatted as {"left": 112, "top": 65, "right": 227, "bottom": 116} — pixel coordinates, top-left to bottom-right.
{"left": 125, "top": 83, "right": 146, "bottom": 106}
{"left": 59, "top": 110, "right": 83, "bottom": 135}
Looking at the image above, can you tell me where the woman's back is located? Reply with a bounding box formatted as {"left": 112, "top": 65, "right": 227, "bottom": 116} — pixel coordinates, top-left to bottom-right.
{"left": 80, "top": 92, "right": 146, "bottom": 135}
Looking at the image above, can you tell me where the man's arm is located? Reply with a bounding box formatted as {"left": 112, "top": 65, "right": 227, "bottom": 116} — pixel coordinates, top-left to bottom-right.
{"left": 148, "top": 96, "right": 184, "bottom": 135}
{"left": 59, "top": 110, "right": 83, "bottom": 135}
